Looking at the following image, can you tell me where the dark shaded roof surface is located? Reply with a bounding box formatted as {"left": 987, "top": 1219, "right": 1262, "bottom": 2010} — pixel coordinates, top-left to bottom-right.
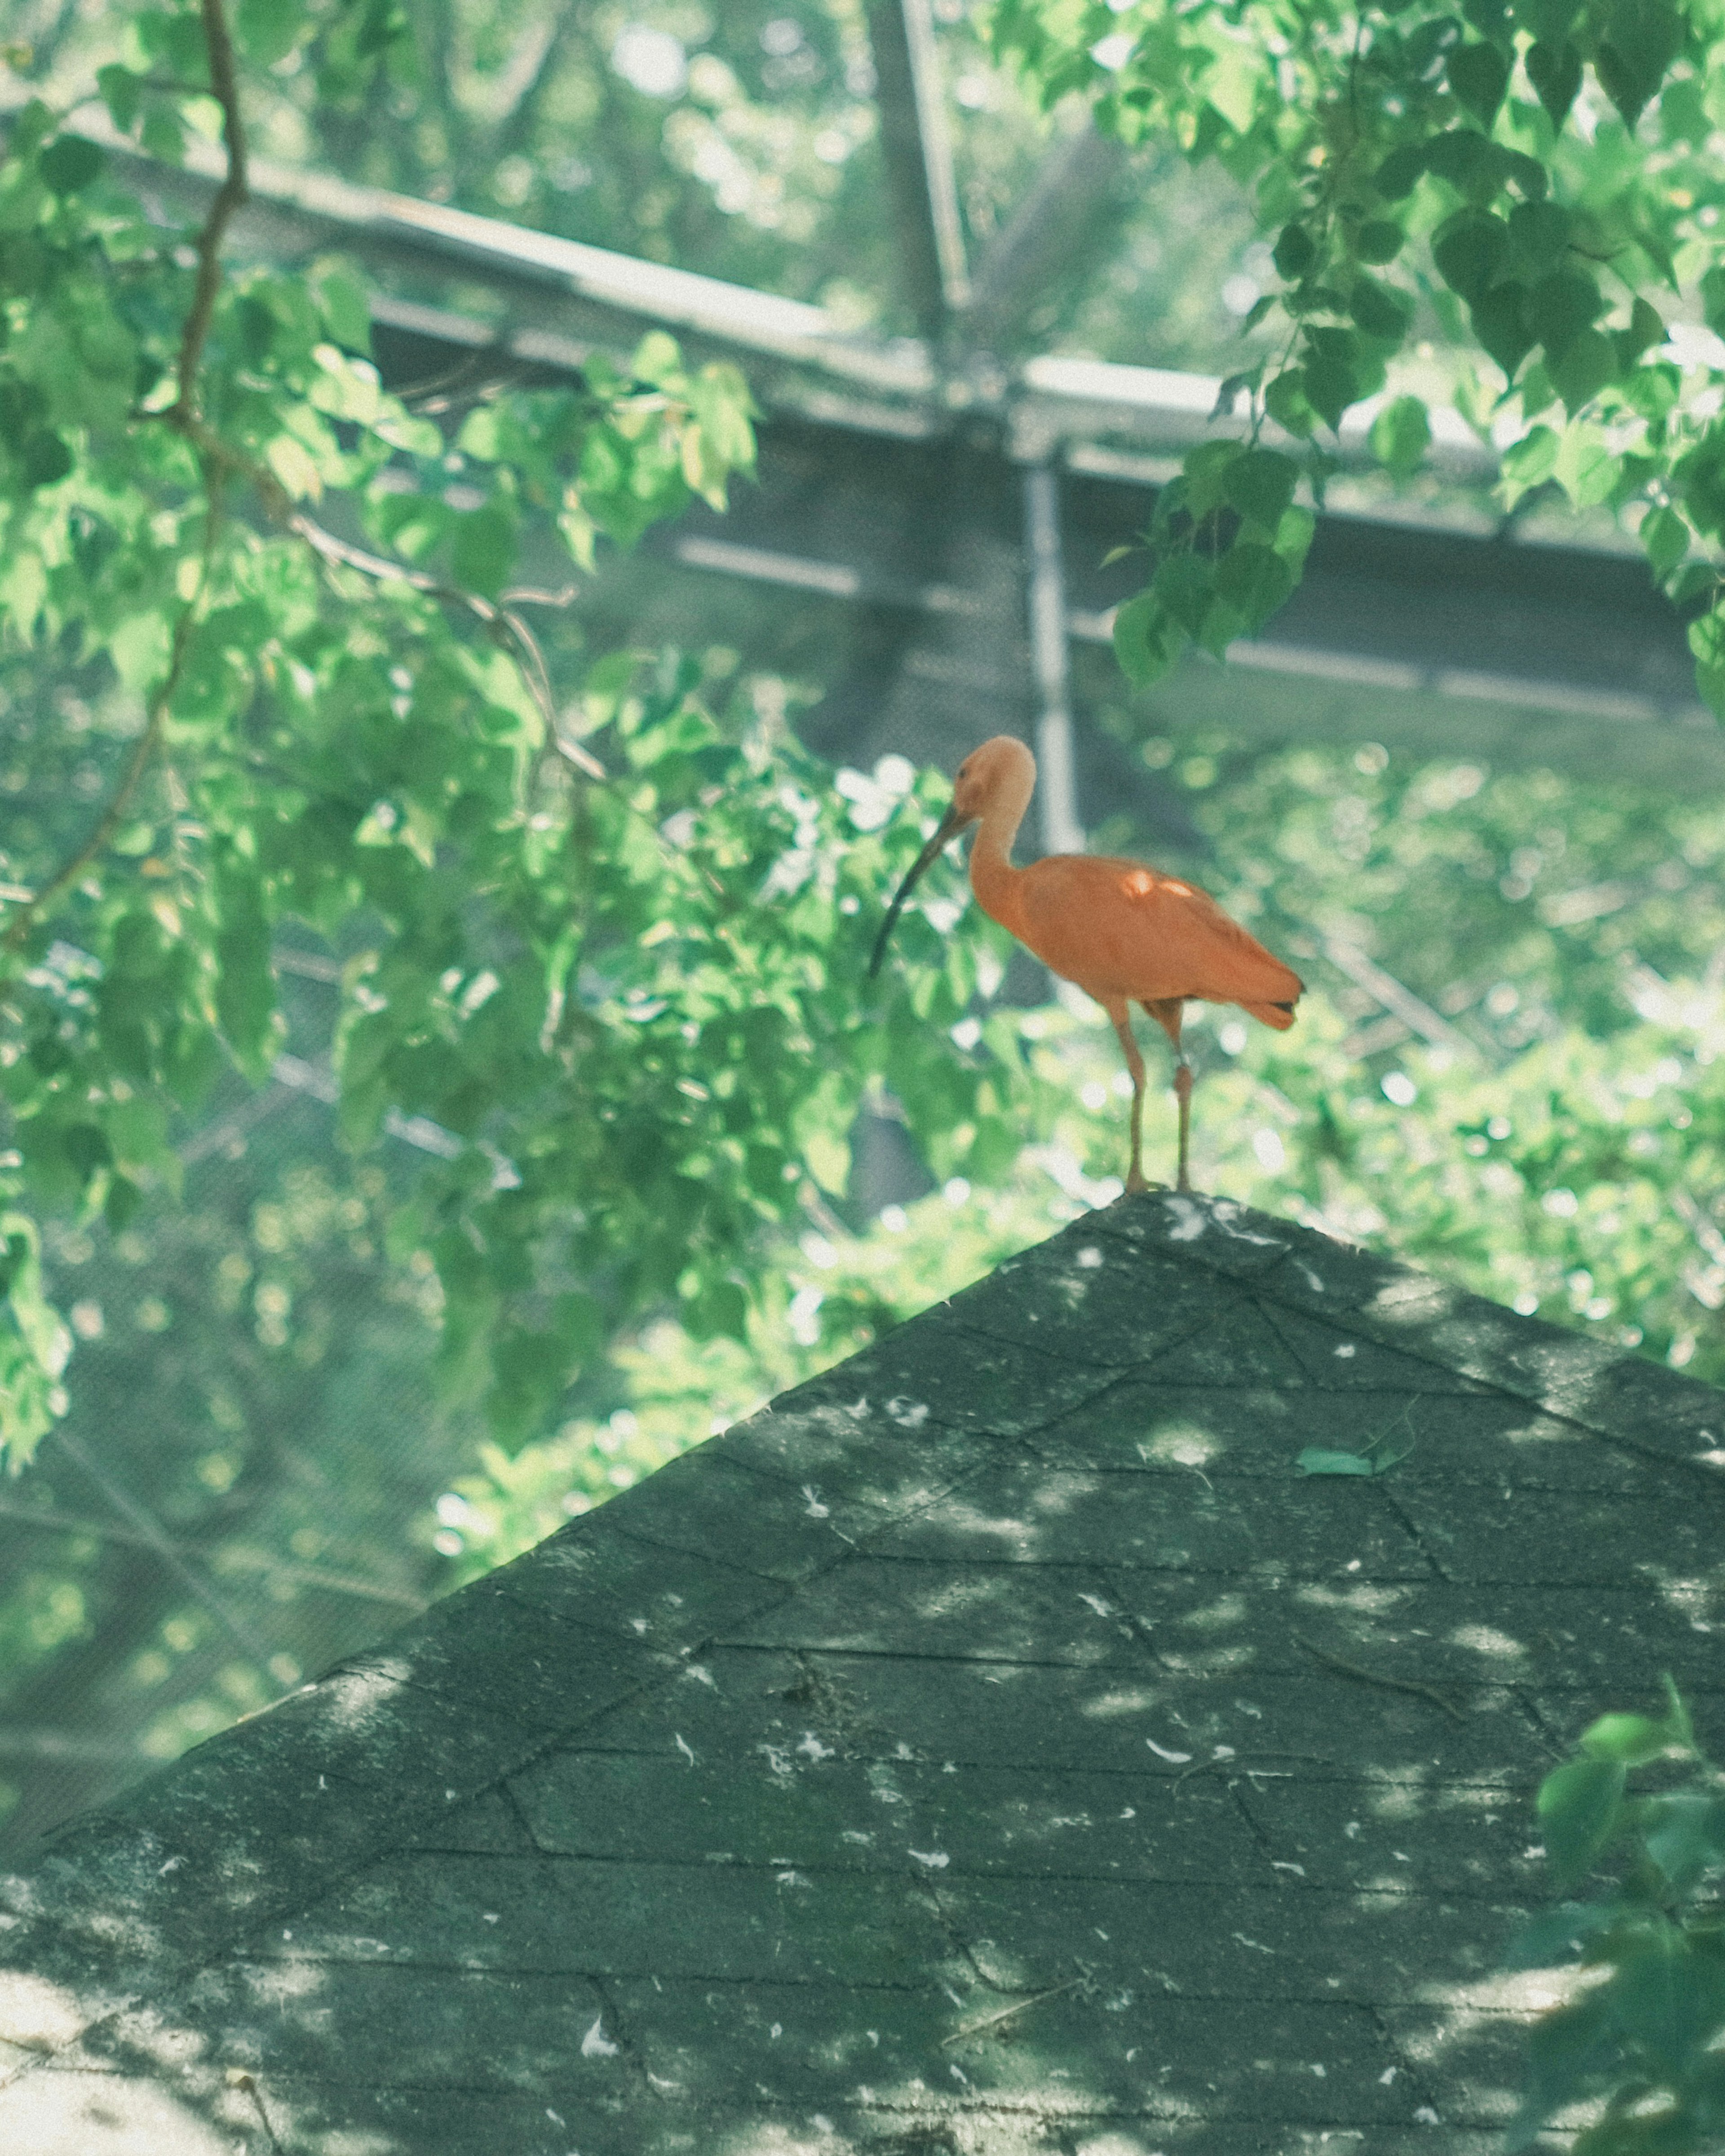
{"left": 2, "top": 1193, "right": 1722, "bottom": 2154}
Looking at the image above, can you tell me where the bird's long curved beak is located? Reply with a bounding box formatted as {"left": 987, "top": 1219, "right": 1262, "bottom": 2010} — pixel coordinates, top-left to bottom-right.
{"left": 867, "top": 801, "right": 974, "bottom": 979}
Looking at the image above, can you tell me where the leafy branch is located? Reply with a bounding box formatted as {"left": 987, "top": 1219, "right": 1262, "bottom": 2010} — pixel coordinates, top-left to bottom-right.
{"left": 1507, "top": 1679, "right": 1725, "bottom": 2152}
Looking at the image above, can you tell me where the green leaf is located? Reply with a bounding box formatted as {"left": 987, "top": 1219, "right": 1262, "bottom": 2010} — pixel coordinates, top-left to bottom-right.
{"left": 450, "top": 503, "right": 518, "bottom": 600}
{"left": 1503, "top": 1900, "right": 1619, "bottom": 1970}
{"left": 1273, "top": 222, "right": 1315, "bottom": 279}
{"left": 1500, "top": 426, "right": 1561, "bottom": 503}
{"left": 1296, "top": 1446, "right": 1378, "bottom": 1475}
{"left": 1182, "top": 437, "right": 1247, "bottom": 518}
{"left": 1595, "top": 0, "right": 1684, "bottom": 128}
{"left": 1153, "top": 550, "right": 1216, "bottom": 634}
{"left": 1433, "top": 209, "right": 1509, "bottom": 304}
{"left": 1616, "top": 296, "right": 1667, "bottom": 370}
{"left": 1506, "top": 1988, "right": 1613, "bottom": 2152}
{"left": 1448, "top": 40, "right": 1510, "bottom": 123}
{"left": 1639, "top": 505, "right": 1689, "bottom": 580}
{"left": 1111, "top": 589, "right": 1173, "bottom": 688}
{"left": 1690, "top": 606, "right": 1725, "bottom": 719}
{"left": 1424, "top": 128, "right": 1509, "bottom": 197}
{"left": 1700, "top": 267, "right": 1725, "bottom": 338}
{"left": 1507, "top": 200, "right": 1572, "bottom": 275}
{"left": 1528, "top": 267, "right": 1604, "bottom": 362}
{"left": 1524, "top": 39, "right": 1583, "bottom": 128}
{"left": 1472, "top": 281, "right": 1534, "bottom": 377}
{"left": 1371, "top": 395, "right": 1431, "bottom": 475}
{"left": 236, "top": 0, "right": 306, "bottom": 67}
{"left": 1263, "top": 367, "right": 1316, "bottom": 437}
{"left": 1373, "top": 142, "right": 1428, "bottom": 199}
{"left": 1641, "top": 1794, "right": 1725, "bottom": 1894}
{"left": 1539, "top": 1755, "right": 1627, "bottom": 1887}
{"left": 1221, "top": 448, "right": 1298, "bottom": 528}
{"left": 1580, "top": 1710, "right": 1680, "bottom": 1765}
{"left": 38, "top": 136, "right": 103, "bottom": 194}
{"left": 1353, "top": 220, "right": 1405, "bottom": 265}
{"left": 1302, "top": 334, "right": 1363, "bottom": 430}
{"left": 312, "top": 260, "right": 372, "bottom": 354}
{"left": 1212, "top": 540, "right": 1294, "bottom": 625}
{"left": 1350, "top": 274, "right": 1412, "bottom": 340}
{"left": 1548, "top": 330, "right": 1617, "bottom": 416}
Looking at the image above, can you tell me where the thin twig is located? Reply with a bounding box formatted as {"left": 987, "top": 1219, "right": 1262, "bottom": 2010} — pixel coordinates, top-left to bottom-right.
{"left": 1292, "top": 1630, "right": 1468, "bottom": 1722}
{"left": 286, "top": 516, "right": 606, "bottom": 779}
{"left": 0, "top": 1493, "right": 425, "bottom": 1609}
{"left": 51, "top": 1427, "right": 277, "bottom": 1664}
{"left": 169, "top": 0, "right": 247, "bottom": 420}
{"left": 941, "top": 1975, "right": 1083, "bottom": 2046}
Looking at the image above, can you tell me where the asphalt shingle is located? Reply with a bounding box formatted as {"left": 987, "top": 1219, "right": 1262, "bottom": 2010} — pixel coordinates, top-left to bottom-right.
{"left": 2, "top": 1192, "right": 1721, "bottom": 2153}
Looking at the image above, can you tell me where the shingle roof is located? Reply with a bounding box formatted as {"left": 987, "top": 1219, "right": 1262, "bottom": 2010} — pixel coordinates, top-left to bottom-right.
{"left": 2, "top": 1192, "right": 1721, "bottom": 2154}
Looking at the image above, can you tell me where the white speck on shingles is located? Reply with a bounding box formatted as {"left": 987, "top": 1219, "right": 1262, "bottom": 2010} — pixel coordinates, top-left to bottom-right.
{"left": 770, "top": 2022, "right": 783, "bottom": 2039}
{"left": 1233, "top": 1933, "right": 1275, "bottom": 1954}
{"left": 1296, "top": 1263, "right": 1327, "bottom": 1293}
{"left": 482, "top": 1913, "right": 499, "bottom": 1924}
{"left": 908, "top": 1849, "right": 950, "bottom": 1868}
{"left": 684, "top": 1664, "right": 715, "bottom": 1686}
{"left": 1380, "top": 2067, "right": 1398, "bottom": 2085}
{"left": 1212, "top": 1745, "right": 1235, "bottom": 1760}
{"left": 158, "top": 1856, "right": 183, "bottom": 1876}
{"left": 1271, "top": 1861, "right": 1305, "bottom": 1876}
{"left": 1309, "top": 2063, "right": 1326, "bottom": 2076}
{"left": 1077, "top": 1246, "right": 1103, "bottom": 1268}
{"left": 797, "top": 1732, "right": 834, "bottom": 1762}
{"left": 1166, "top": 1197, "right": 1207, "bottom": 1241}
{"left": 630, "top": 1616, "right": 650, "bottom": 1634}
{"left": 1345, "top": 1821, "right": 1362, "bottom": 1838}
{"left": 545, "top": 2109, "right": 564, "bottom": 2126}
{"left": 675, "top": 1733, "right": 697, "bottom": 1767}
{"left": 1415, "top": 2106, "right": 1441, "bottom": 2124}
{"left": 1147, "top": 1739, "right": 1192, "bottom": 1763}
{"left": 802, "top": 1485, "right": 831, "bottom": 1518}
{"left": 1334, "top": 1341, "right": 1357, "bottom": 1358}
{"left": 886, "top": 1398, "right": 929, "bottom": 1429}
{"left": 581, "top": 2015, "right": 619, "bottom": 2058}
{"left": 1078, "top": 1592, "right": 1112, "bottom": 1617}
{"left": 760, "top": 1744, "right": 793, "bottom": 1776}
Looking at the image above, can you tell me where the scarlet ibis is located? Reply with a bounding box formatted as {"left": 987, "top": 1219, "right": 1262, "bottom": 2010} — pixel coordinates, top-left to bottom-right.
{"left": 869, "top": 735, "right": 1301, "bottom": 1192}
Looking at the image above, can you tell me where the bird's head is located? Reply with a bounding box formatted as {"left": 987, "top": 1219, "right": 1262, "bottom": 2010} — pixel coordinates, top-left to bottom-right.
{"left": 866, "top": 736, "right": 1034, "bottom": 979}
{"left": 949, "top": 735, "right": 1033, "bottom": 827}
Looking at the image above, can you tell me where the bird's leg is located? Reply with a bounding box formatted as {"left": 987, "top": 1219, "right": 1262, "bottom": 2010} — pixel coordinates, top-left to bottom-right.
{"left": 1143, "top": 998, "right": 1191, "bottom": 1193}
{"left": 1106, "top": 1003, "right": 1149, "bottom": 1196}
{"left": 1173, "top": 1060, "right": 1194, "bottom": 1193}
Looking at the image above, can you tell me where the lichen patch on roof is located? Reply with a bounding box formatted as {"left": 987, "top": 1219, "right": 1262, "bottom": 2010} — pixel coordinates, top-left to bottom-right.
{"left": 2, "top": 1193, "right": 1721, "bottom": 2153}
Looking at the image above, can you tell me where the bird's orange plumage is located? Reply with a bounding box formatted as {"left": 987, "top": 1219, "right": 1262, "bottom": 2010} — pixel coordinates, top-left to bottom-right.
{"left": 874, "top": 734, "right": 1301, "bottom": 1193}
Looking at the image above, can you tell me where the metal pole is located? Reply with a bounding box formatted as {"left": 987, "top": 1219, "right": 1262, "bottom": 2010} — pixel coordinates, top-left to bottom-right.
{"left": 1023, "top": 464, "right": 1083, "bottom": 856}
{"left": 898, "top": 0, "right": 970, "bottom": 315}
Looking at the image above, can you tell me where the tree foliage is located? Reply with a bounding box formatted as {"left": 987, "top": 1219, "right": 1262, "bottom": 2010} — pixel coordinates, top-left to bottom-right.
{"left": 990, "top": 0, "right": 1725, "bottom": 709}
{"left": 0, "top": 0, "right": 1027, "bottom": 1470}
{"left": 1506, "top": 1680, "right": 1725, "bottom": 2153}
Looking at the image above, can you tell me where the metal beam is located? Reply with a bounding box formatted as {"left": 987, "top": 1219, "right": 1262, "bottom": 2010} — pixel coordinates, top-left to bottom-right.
{"left": 967, "top": 126, "right": 1126, "bottom": 349}
{"left": 863, "top": 0, "right": 970, "bottom": 337}
{"left": 1023, "top": 468, "right": 1084, "bottom": 853}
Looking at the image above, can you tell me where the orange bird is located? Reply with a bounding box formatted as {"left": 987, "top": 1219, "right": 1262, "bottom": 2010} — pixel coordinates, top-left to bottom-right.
{"left": 868, "top": 735, "right": 1302, "bottom": 1194}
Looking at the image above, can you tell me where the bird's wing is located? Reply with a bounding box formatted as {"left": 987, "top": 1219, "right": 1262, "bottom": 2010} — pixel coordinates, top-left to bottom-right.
{"left": 1016, "top": 856, "right": 1303, "bottom": 1009}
